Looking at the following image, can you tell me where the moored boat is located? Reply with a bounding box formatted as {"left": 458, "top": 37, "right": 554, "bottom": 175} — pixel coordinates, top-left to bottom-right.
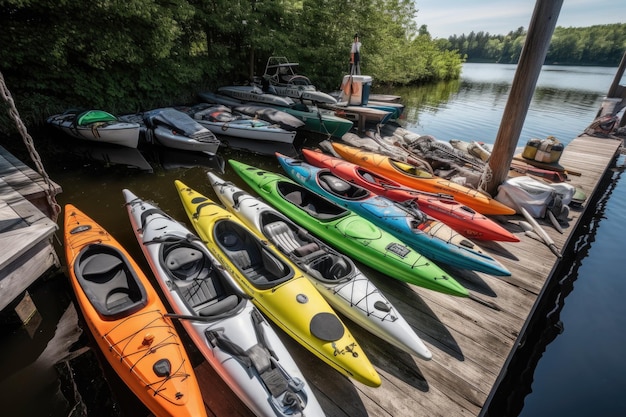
{"left": 197, "top": 91, "right": 306, "bottom": 131}
{"left": 229, "top": 159, "right": 469, "bottom": 297}
{"left": 47, "top": 109, "right": 140, "bottom": 148}
{"left": 301, "top": 148, "right": 519, "bottom": 242}
{"left": 175, "top": 180, "right": 382, "bottom": 387}
{"left": 332, "top": 142, "right": 517, "bottom": 215}
{"left": 277, "top": 154, "right": 511, "bottom": 276}
{"left": 63, "top": 204, "right": 207, "bottom": 417}
{"left": 215, "top": 86, "right": 354, "bottom": 138}
{"left": 141, "top": 107, "right": 221, "bottom": 155}
{"left": 218, "top": 85, "right": 296, "bottom": 107}
{"left": 258, "top": 56, "right": 338, "bottom": 105}
{"left": 182, "top": 103, "right": 297, "bottom": 144}
{"left": 123, "top": 189, "right": 324, "bottom": 417}
{"left": 208, "top": 172, "right": 432, "bottom": 360}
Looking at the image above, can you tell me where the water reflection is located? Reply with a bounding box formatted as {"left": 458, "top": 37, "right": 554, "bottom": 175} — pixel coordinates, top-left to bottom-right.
{"left": 486, "top": 159, "right": 624, "bottom": 417}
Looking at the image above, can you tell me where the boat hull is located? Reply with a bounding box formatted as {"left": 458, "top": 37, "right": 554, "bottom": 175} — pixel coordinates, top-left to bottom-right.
{"left": 301, "top": 148, "right": 519, "bottom": 242}
{"left": 208, "top": 172, "right": 432, "bottom": 360}
{"left": 278, "top": 155, "right": 511, "bottom": 276}
{"left": 123, "top": 189, "right": 324, "bottom": 417}
{"left": 332, "top": 142, "right": 517, "bottom": 216}
{"left": 63, "top": 204, "right": 206, "bottom": 417}
{"left": 175, "top": 180, "right": 381, "bottom": 387}
{"left": 229, "top": 159, "right": 469, "bottom": 297}
{"left": 47, "top": 111, "right": 140, "bottom": 148}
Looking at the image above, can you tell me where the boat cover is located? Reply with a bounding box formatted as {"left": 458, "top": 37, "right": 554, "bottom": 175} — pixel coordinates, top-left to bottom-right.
{"left": 144, "top": 108, "right": 207, "bottom": 137}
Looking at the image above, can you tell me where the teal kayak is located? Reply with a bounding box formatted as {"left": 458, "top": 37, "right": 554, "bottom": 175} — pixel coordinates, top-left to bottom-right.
{"left": 277, "top": 154, "right": 511, "bottom": 276}
{"left": 229, "top": 159, "right": 469, "bottom": 298}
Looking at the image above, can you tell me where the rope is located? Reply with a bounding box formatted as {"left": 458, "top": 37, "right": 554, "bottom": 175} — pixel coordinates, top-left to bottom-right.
{"left": 0, "top": 71, "right": 61, "bottom": 222}
{"left": 477, "top": 163, "right": 494, "bottom": 195}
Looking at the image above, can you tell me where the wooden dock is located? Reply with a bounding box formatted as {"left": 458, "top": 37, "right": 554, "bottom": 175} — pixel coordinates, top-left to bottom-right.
{"left": 190, "top": 134, "right": 622, "bottom": 417}
{"left": 0, "top": 145, "right": 62, "bottom": 312}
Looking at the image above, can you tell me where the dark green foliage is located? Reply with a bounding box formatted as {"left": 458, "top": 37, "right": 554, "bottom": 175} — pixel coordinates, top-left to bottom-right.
{"left": 446, "top": 24, "right": 626, "bottom": 65}
{"left": 0, "top": 0, "right": 462, "bottom": 132}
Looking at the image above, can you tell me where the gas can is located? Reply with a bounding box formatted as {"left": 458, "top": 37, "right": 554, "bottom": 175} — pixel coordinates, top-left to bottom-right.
{"left": 522, "top": 138, "right": 541, "bottom": 160}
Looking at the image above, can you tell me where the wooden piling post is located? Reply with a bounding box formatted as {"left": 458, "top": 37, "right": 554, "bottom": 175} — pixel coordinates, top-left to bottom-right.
{"left": 484, "top": 0, "right": 563, "bottom": 196}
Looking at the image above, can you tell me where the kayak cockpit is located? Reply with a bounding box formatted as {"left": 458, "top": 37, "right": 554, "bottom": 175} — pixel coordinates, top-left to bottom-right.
{"left": 214, "top": 220, "right": 295, "bottom": 289}
{"left": 277, "top": 181, "right": 348, "bottom": 220}
{"left": 75, "top": 244, "right": 148, "bottom": 320}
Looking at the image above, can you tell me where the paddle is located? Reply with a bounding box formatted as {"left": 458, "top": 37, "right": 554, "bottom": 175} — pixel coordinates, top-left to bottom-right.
{"left": 498, "top": 187, "right": 562, "bottom": 258}
{"left": 165, "top": 313, "right": 216, "bottom": 322}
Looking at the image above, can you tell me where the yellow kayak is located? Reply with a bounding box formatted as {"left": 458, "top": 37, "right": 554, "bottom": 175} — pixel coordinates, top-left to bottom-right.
{"left": 175, "top": 180, "right": 381, "bottom": 387}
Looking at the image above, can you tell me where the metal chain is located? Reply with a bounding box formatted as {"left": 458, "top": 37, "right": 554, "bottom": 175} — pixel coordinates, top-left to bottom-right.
{"left": 0, "top": 71, "right": 61, "bottom": 222}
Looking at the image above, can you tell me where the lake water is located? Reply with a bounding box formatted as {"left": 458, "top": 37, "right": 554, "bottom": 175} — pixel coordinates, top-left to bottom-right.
{"left": 1, "top": 62, "right": 625, "bottom": 416}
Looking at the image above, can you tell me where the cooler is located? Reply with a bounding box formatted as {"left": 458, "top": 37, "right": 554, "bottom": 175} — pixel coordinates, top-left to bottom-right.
{"left": 340, "top": 75, "right": 372, "bottom": 105}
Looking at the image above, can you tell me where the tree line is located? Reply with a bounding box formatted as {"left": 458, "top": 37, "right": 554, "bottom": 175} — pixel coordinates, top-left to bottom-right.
{"left": 0, "top": 0, "right": 462, "bottom": 131}
{"left": 439, "top": 23, "right": 626, "bottom": 65}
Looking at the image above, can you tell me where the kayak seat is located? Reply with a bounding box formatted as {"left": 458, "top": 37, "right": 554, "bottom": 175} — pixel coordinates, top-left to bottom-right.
{"left": 165, "top": 247, "right": 204, "bottom": 280}
{"left": 319, "top": 173, "right": 369, "bottom": 200}
{"left": 197, "top": 294, "right": 239, "bottom": 317}
{"left": 216, "top": 221, "right": 293, "bottom": 288}
{"left": 229, "top": 247, "right": 291, "bottom": 289}
{"left": 263, "top": 221, "right": 326, "bottom": 262}
{"left": 264, "top": 221, "right": 304, "bottom": 253}
{"left": 76, "top": 245, "right": 147, "bottom": 319}
{"left": 283, "top": 188, "right": 346, "bottom": 220}
{"left": 360, "top": 171, "right": 376, "bottom": 184}
{"left": 163, "top": 243, "right": 231, "bottom": 311}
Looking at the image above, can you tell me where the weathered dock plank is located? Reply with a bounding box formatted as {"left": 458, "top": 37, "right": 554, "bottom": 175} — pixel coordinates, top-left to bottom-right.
{"left": 0, "top": 146, "right": 61, "bottom": 311}
{"left": 190, "top": 134, "right": 621, "bottom": 417}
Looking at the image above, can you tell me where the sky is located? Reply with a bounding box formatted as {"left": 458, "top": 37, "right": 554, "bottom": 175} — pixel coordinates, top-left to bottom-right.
{"left": 414, "top": 0, "right": 626, "bottom": 39}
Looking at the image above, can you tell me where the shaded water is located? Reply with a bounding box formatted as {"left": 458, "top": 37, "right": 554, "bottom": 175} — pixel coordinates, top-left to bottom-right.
{"left": 1, "top": 63, "right": 625, "bottom": 416}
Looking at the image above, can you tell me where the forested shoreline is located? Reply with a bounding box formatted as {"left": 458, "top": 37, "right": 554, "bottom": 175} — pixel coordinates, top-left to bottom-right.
{"left": 0, "top": 0, "right": 461, "bottom": 132}
{"left": 440, "top": 24, "right": 626, "bottom": 65}
{"left": 1, "top": 1, "right": 624, "bottom": 134}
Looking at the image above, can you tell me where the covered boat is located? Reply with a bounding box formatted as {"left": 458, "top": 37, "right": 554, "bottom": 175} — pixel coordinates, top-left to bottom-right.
{"left": 47, "top": 109, "right": 140, "bottom": 148}
{"left": 182, "top": 103, "right": 297, "bottom": 144}
{"left": 142, "top": 107, "right": 221, "bottom": 155}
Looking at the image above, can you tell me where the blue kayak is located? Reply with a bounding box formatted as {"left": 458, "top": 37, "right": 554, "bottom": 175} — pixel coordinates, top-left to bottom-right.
{"left": 277, "top": 153, "right": 511, "bottom": 277}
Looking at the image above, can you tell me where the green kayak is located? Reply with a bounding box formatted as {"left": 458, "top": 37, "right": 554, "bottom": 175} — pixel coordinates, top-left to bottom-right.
{"left": 229, "top": 159, "right": 469, "bottom": 297}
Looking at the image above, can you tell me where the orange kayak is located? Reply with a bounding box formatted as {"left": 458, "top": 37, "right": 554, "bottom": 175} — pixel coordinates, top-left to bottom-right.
{"left": 63, "top": 204, "right": 207, "bottom": 417}
{"left": 331, "top": 142, "right": 517, "bottom": 216}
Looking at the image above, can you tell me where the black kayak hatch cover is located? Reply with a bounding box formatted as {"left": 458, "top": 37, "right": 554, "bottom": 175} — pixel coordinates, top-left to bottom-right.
{"left": 310, "top": 312, "right": 345, "bottom": 342}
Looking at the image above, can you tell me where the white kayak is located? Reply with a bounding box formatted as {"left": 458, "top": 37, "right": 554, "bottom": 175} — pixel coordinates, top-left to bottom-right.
{"left": 208, "top": 172, "right": 432, "bottom": 361}
{"left": 123, "top": 189, "right": 325, "bottom": 417}
{"left": 47, "top": 109, "right": 141, "bottom": 148}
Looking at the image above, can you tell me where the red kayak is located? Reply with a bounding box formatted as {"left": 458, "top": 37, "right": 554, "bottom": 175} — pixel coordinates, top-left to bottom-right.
{"left": 302, "top": 148, "right": 520, "bottom": 242}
